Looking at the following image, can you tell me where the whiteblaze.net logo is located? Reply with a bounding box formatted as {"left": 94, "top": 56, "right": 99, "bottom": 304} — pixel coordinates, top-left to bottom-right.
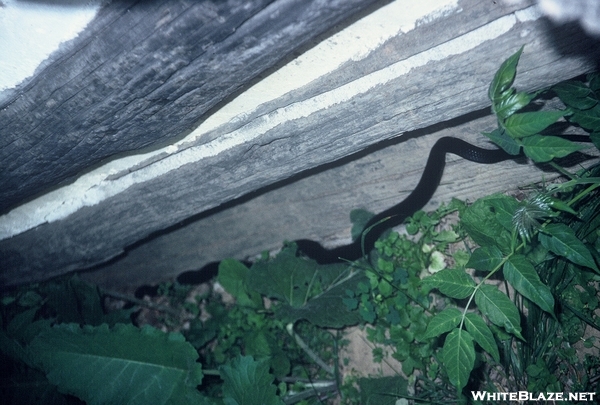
{"left": 471, "top": 391, "right": 597, "bottom": 402}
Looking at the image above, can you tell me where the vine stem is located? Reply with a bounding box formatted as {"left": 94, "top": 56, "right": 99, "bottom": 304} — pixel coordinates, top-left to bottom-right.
{"left": 286, "top": 323, "right": 335, "bottom": 375}
{"left": 100, "top": 288, "right": 183, "bottom": 318}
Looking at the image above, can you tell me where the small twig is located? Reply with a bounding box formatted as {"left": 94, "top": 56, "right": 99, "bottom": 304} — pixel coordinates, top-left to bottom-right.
{"left": 100, "top": 288, "right": 182, "bottom": 318}
{"left": 286, "top": 323, "right": 334, "bottom": 375}
{"left": 283, "top": 380, "right": 337, "bottom": 405}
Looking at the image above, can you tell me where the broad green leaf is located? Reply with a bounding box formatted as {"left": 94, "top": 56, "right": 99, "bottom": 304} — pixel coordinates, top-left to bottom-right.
{"left": 442, "top": 328, "right": 475, "bottom": 392}
{"left": 539, "top": 223, "right": 599, "bottom": 272}
{"left": 554, "top": 81, "right": 597, "bottom": 110}
{"left": 276, "top": 268, "right": 366, "bottom": 328}
{"left": 28, "top": 323, "right": 204, "bottom": 405}
{"left": 483, "top": 128, "right": 521, "bottom": 155}
{"left": 487, "top": 195, "right": 519, "bottom": 232}
{"left": 218, "top": 259, "right": 262, "bottom": 308}
{"left": 248, "top": 243, "right": 324, "bottom": 307}
{"left": 461, "top": 195, "right": 514, "bottom": 254}
{"left": 464, "top": 313, "right": 499, "bottom": 362}
{"left": 475, "top": 284, "right": 523, "bottom": 340}
{"left": 493, "top": 91, "right": 536, "bottom": 120}
{"left": 503, "top": 110, "right": 566, "bottom": 139}
{"left": 423, "top": 308, "right": 462, "bottom": 339}
{"left": 503, "top": 255, "right": 554, "bottom": 315}
{"left": 249, "top": 243, "right": 365, "bottom": 327}
{"left": 521, "top": 135, "right": 585, "bottom": 162}
{"left": 489, "top": 46, "right": 523, "bottom": 103}
{"left": 466, "top": 246, "right": 504, "bottom": 272}
{"left": 220, "top": 356, "right": 284, "bottom": 405}
{"left": 571, "top": 104, "right": 600, "bottom": 131}
{"left": 421, "top": 268, "right": 476, "bottom": 299}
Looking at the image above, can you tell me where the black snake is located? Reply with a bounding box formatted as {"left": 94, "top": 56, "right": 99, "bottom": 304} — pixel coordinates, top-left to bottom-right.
{"left": 294, "top": 136, "right": 525, "bottom": 262}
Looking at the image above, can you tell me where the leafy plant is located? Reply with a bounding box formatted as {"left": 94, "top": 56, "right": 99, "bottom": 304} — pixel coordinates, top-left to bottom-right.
{"left": 1, "top": 46, "right": 598, "bottom": 405}
{"left": 422, "top": 47, "right": 600, "bottom": 397}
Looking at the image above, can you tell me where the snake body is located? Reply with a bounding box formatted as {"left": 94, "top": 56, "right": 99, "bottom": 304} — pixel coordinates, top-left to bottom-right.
{"left": 295, "top": 136, "right": 512, "bottom": 262}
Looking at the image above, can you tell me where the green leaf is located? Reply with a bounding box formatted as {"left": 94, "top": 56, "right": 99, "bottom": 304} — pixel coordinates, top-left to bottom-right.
{"left": 422, "top": 268, "right": 476, "bottom": 299}
{"left": 483, "top": 128, "right": 521, "bottom": 155}
{"left": 461, "top": 195, "right": 515, "bottom": 254}
{"left": 218, "top": 259, "right": 262, "bottom": 308}
{"left": 249, "top": 244, "right": 365, "bottom": 327}
{"left": 539, "top": 223, "right": 599, "bottom": 272}
{"left": 521, "top": 135, "right": 585, "bottom": 163}
{"left": 466, "top": 246, "right": 504, "bottom": 272}
{"left": 350, "top": 209, "right": 374, "bottom": 241}
{"left": 503, "top": 255, "right": 555, "bottom": 315}
{"left": 423, "top": 308, "right": 462, "bottom": 339}
{"left": 503, "top": 110, "right": 566, "bottom": 139}
{"left": 248, "top": 243, "right": 323, "bottom": 307}
{"left": 487, "top": 195, "right": 519, "bottom": 232}
{"left": 493, "top": 91, "right": 536, "bottom": 120}
{"left": 442, "top": 328, "right": 475, "bottom": 392}
{"left": 553, "top": 81, "right": 597, "bottom": 110}
{"left": 276, "top": 268, "right": 367, "bottom": 328}
{"left": 489, "top": 46, "right": 523, "bottom": 104}
{"left": 28, "top": 323, "right": 204, "bottom": 405}
{"left": 464, "top": 313, "right": 499, "bottom": 362}
{"left": 475, "top": 284, "right": 523, "bottom": 340}
{"left": 571, "top": 104, "right": 600, "bottom": 131}
{"left": 220, "top": 355, "right": 284, "bottom": 405}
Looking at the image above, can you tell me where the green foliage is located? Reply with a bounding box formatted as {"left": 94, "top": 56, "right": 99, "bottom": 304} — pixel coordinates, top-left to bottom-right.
{"left": 2, "top": 46, "right": 599, "bottom": 405}
{"left": 29, "top": 323, "right": 204, "bottom": 405}
{"left": 219, "top": 356, "right": 284, "bottom": 405}
{"left": 423, "top": 47, "right": 600, "bottom": 398}
{"left": 246, "top": 243, "right": 366, "bottom": 328}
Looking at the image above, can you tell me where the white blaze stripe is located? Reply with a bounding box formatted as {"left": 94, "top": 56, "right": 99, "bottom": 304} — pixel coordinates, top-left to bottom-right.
{"left": 0, "top": 2, "right": 540, "bottom": 240}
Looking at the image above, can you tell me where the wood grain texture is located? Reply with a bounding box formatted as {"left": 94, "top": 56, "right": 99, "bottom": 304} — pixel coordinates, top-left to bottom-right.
{"left": 81, "top": 111, "right": 599, "bottom": 289}
{"left": 2, "top": 0, "right": 600, "bottom": 287}
{"left": 0, "top": 0, "right": 380, "bottom": 213}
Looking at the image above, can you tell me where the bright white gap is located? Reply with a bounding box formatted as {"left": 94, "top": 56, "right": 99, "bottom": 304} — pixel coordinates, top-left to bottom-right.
{"left": 1, "top": 1, "right": 538, "bottom": 240}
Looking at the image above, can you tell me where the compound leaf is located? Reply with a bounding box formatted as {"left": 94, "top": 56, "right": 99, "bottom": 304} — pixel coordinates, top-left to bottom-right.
{"left": 483, "top": 128, "right": 521, "bottom": 155}
{"left": 466, "top": 246, "right": 504, "bottom": 272}
{"left": 461, "top": 195, "right": 514, "bottom": 254}
{"left": 554, "top": 81, "right": 597, "bottom": 110}
{"left": 464, "top": 313, "right": 499, "bottom": 362}
{"left": 571, "top": 104, "right": 600, "bottom": 131}
{"left": 475, "top": 284, "right": 523, "bottom": 340}
{"left": 422, "top": 268, "right": 475, "bottom": 299}
{"left": 539, "top": 223, "right": 599, "bottom": 272}
{"left": 489, "top": 46, "right": 523, "bottom": 104}
{"left": 503, "top": 111, "right": 566, "bottom": 139}
{"left": 423, "top": 308, "right": 462, "bottom": 339}
{"left": 503, "top": 255, "right": 554, "bottom": 315}
{"left": 442, "top": 328, "right": 475, "bottom": 392}
{"left": 494, "top": 91, "right": 535, "bottom": 120}
{"left": 521, "top": 135, "right": 585, "bottom": 163}
{"left": 28, "top": 323, "right": 204, "bottom": 405}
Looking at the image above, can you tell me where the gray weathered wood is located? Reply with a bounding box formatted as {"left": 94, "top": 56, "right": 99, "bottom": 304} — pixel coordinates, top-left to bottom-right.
{"left": 0, "top": 0, "right": 380, "bottom": 213}
{"left": 81, "top": 111, "right": 599, "bottom": 289}
{"left": 1, "top": 0, "right": 599, "bottom": 287}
